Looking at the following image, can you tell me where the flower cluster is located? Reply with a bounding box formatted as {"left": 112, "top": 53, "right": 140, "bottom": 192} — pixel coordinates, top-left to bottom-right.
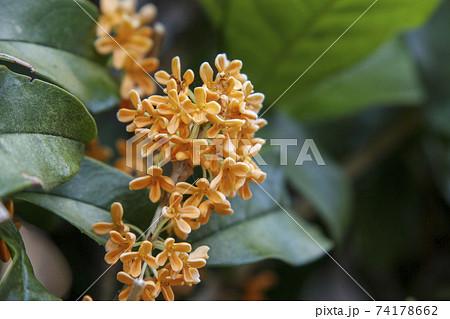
{"left": 95, "top": 0, "right": 164, "bottom": 98}
{"left": 92, "top": 0, "right": 267, "bottom": 303}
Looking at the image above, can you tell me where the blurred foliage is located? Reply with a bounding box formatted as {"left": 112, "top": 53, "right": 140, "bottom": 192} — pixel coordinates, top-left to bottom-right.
{"left": 0, "top": 221, "right": 59, "bottom": 300}
{"left": 200, "top": 0, "right": 438, "bottom": 119}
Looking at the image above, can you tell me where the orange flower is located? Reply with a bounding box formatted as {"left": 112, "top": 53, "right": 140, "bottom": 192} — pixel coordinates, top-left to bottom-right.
{"left": 152, "top": 268, "right": 184, "bottom": 301}
{"left": 242, "top": 81, "right": 264, "bottom": 113}
{"left": 175, "top": 178, "right": 225, "bottom": 207}
{"left": 237, "top": 160, "right": 266, "bottom": 200}
{"left": 117, "top": 89, "right": 145, "bottom": 132}
{"left": 182, "top": 87, "right": 221, "bottom": 124}
{"left": 117, "top": 271, "right": 156, "bottom": 301}
{"left": 105, "top": 231, "right": 136, "bottom": 265}
{"left": 129, "top": 166, "right": 174, "bottom": 202}
{"left": 97, "top": 0, "right": 137, "bottom": 36}
{"left": 156, "top": 89, "right": 191, "bottom": 134}
{"left": 210, "top": 157, "right": 250, "bottom": 196}
{"left": 121, "top": 240, "right": 158, "bottom": 277}
{"left": 226, "top": 98, "right": 257, "bottom": 123}
{"left": 133, "top": 100, "right": 169, "bottom": 137}
{"left": 179, "top": 246, "right": 209, "bottom": 283}
{"left": 95, "top": 18, "right": 153, "bottom": 68}
{"left": 162, "top": 193, "right": 200, "bottom": 236}
{"left": 169, "top": 135, "right": 208, "bottom": 165}
{"left": 85, "top": 138, "right": 112, "bottom": 162}
{"left": 121, "top": 56, "right": 159, "bottom": 98}
{"left": 0, "top": 200, "right": 19, "bottom": 263}
{"left": 155, "top": 56, "right": 194, "bottom": 94}
{"left": 81, "top": 295, "right": 94, "bottom": 301}
{"left": 93, "top": 202, "right": 130, "bottom": 236}
{"left": 198, "top": 199, "right": 233, "bottom": 225}
{"left": 155, "top": 237, "right": 191, "bottom": 272}
{"left": 206, "top": 114, "right": 245, "bottom": 139}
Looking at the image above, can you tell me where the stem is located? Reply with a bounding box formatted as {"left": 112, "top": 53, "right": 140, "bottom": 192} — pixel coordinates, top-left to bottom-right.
{"left": 127, "top": 160, "right": 194, "bottom": 301}
{"left": 147, "top": 160, "right": 193, "bottom": 239}
{"left": 343, "top": 113, "right": 419, "bottom": 182}
{"left": 126, "top": 224, "right": 144, "bottom": 237}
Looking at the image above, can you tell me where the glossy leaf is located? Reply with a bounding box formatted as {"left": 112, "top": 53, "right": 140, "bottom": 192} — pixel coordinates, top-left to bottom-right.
{"left": 0, "top": 0, "right": 119, "bottom": 113}
{"left": 0, "top": 220, "right": 60, "bottom": 300}
{"left": 0, "top": 65, "right": 96, "bottom": 197}
{"left": 260, "top": 113, "right": 352, "bottom": 241}
{"left": 282, "top": 36, "right": 425, "bottom": 120}
{"left": 190, "top": 164, "right": 332, "bottom": 266}
{"left": 200, "top": 0, "right": 439, "bottom": 119}
{"left": 0, "top": 42, "right": 119, "bottom": 114}
{"left": 0, "top": 0, "right": 99, "bottom": 59}
{"left": 14, "top": 158, "right": 155, "bottom": 245}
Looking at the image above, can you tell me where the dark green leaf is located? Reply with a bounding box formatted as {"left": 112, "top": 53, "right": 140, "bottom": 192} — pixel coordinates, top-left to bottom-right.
{"left": 14, "top": 158, "right": 155, "bottom": 244}
{"left": 190, "top": 164, "right": 332, "bottom": 266}
{"left": 0, "top": 42, "right": 119, "bottom": 113}
{"left": 260, "top": 113, "right": 352, "bottom": 241}
{"left": 283, "top": 36, "right": 425, "bottom": 120}
{"left": 0, "top": 220, "right": 60, "bottom": 300}
{"left": 200, "top": 0, "right": 438, "bottom": 119}
{"left": 0, "top": 0, "right": 119, "bottom": 113}
{"left": 0, "top": 65, "right": 96, "bottom": 197}
{"left": 0, "top": 0, "right": 99, "bottom": 59}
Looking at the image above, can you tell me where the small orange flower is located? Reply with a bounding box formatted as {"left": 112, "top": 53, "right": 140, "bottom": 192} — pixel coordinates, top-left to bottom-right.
{"left": 175, "top": 178, "right": 225, "bottom": 207}
{"left": 121, "top": 56, "right": 159, "bottom": 98}
{"left": 82, "top": 295, "right": 94, "bottom": 301}
{"left": 155, "top": 56, "right": 194, "bottom": 94}
{"left": 152, "top": 268, "right": 184, "bottom": 301}
{"left": 182, "top": 87, "right": 221, "bottom": 124}
{"left": 206, "top": 114, "right": 245, "bottom": 139}
{"left": 179, "top": 246, "right": 209, "bottom": 283}
{"left": 156, "top": 89, "right": 191, "bottom": 134}
{"left": 155, "top": 237, "right": 191, "bottom": 272}
{"left": 133, "top": 99, "right": 169, "bottom": 136}
{"left": 242, "top": 81, "right": 264, "bottom": 113}
{"left": 121, "top": 240, "right": 158, "bottom": 277}
{"left": 198, "top": 199, "right": 233, "bottom": 225}
{"left": 129, "top": 166, "right": 174, "bottom": 202}
{"left": 85, "top": 138, "right": 112, "bottom": 162}
{"left": 95, "top": 18, "right": 153, "bottom": 68}
{"left": 210, "top": 157, "right": 250, "bottom": 196}
{"left": 93, "top": 202, "right": 130, "bottom": 236}
{"left": 105, "top": 231, "right": 136, "bottom": 265}
{"left": 117, "top": 89, "right": 145, "bottom": 132}
{"left": 162, "top": 193, "right": 200, "bottom": 236}
{"left": 169, "top": 135, "right": 208, "bottom": 165}
{"left": 117, "top": 271, "right": 156, "bottom": 301}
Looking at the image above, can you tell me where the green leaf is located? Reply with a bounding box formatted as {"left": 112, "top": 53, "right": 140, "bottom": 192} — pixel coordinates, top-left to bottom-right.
{"left": 0, "top": 42, "right": 119, "bottom": 114}
{"left": 0, "top": 0, "right": 119, "bottom": 113}
{"left": 283, "top": 36, "right": 425, "bottom": 120}
{"left": 409, "top": 0, "right": 450, "bottom": 105}
{"left": 13, "top": 158, "right": 155, "bottom": 245}
{"left": 0, "top": 220, "right": 60, "bottom": 300}
{"left": 190, "top": 164, "right": 332, "bottom": 266}
{"left": 260, "top": 113, "right": 352, "bottom": 241}
{"left": 200, "top": 0, "right": 438, "bottom": 119}
{"left": 0, "top": 65, "right": 96, "bottom": 197}
{"left": 0, "top": 0, "right": 99, "bottom": 59}
{"left": 414, "top": 0, "right": 450, "bottom": 206}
